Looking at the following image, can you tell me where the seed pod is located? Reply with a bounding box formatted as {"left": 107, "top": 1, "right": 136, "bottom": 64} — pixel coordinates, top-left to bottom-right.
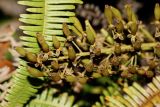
{"left": 78, "top": 77, "right": 88, "bottom": 84}
{"left": 137, "top": 69, "right": 145, "bottom": 75}
{"left": 68, "top": 45, "right": 76, "bottom": 61}
{"left": 52, "top": 36, "right": 60, "bottom": 49}
{"left": 65, "top": 75, "right": 76, "bottom": 83}
{"left": 114, "top": 43, "right": 121, "bottom": 55}
{"left": 85, "top": 20, "right": 96, "bottom": 45}
{"left": 81, "top": 59, "right": 94, "bottom": 72}
{"left": 51, "top": 60, "right": 59, "bottom": 70}
{"left": 36, "top": 33, "right": 49, "bottom": 52}
{"left": 110, "top": 6, "right": 122, "bottom": 21}
{"left": 63, "top": 23, "right": 71, "bottom": 37}
{"left": 92, "top": 72, "right": 102, "bottom": 78}
{"left": 146, "top": 70, "right": 154, "bottom": 78}
{"left": 70, "top": 17, "right": 84, "bottom": 34}
{"left": 154, "top": 3, "right": 160, "bottom": 21}
{"left": 50, "top": 73, "right": 61, "bottom": 82}
{"left": 27, "top": 66, "right": 45, "bottom": 77}
{"left": 26, "top": 52, "right": 37, "bottom": 63}
{"left": 154, "top": 44, "right": 160, "bottom": 57}
{"left": 62, "top": 47, "right": 68, "bottom": 56}
{"left": 125, "top": 4, "right": 132, "bottom": 22}
{"left": 129, "top": 22, "right": 138, "bottom": 35}
{"left": 104, "top": 5, "right": 113, "bottom": 25}
{"left": 115, "top": 20, "right": 124, "bottom": 33}
{"left": 15, "top": 47, "right": 26, "bottom": 57}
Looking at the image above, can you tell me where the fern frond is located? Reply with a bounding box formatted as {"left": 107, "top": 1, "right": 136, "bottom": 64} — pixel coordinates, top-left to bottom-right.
{"left": 18, "top": 0, "right": 83, "bottom": 53}
{"left": 105, "top": 76, "right": 160, "bottom": 107}
{"left": 1, "top": 0, "right": 83, "bottom": 106}
{"left": 26, "top": 88, "right": 75, "bottom": 107}
{"left": 1, "top": 60, "right": 43, "bottom": 107}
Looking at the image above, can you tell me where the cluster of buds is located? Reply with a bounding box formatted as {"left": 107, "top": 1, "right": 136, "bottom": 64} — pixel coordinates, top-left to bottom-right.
{"left": 16, "top": 3, "right": 160, "bottom": 85}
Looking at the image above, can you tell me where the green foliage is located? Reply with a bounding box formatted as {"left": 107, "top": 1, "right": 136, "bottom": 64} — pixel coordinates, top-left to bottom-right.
{"left": 26, "top": 88, "right": 76, "bottom": 107}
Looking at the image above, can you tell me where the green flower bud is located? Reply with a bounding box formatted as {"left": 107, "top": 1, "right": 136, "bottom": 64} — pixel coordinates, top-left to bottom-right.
{"left": 52, "top": 36, "right": 60, "bottom": 49}
{"left": 65, "top": 75, "right": 76, "bottom": 83}
{"left": 115, "top": 20, "right": 124, "bottom": 33}
{"left": 85, "top": 20, "right": 96, "bottom": 45}
{"left": 70, "top": 17, "right": 84, "bottom": 34}
{"left": 27, "top": 66, "right": 45, "bottom": 77}
{"left": 81, "top": 59, "right": 94, "bottom": 72}
{"left": 154, "top": 3, "right": 160, "bottom": 21}
{"left": 51, "top": 60, "right": 59, "bottom": 70}
{"left": 111, "top": 6, "right": 122, "bottom": 21}
{"left": 63, "top": 23, "right": 71, "bottom": 37}
{"left": 78, "top": 77, "right": 88, "bottom": 84}
{"left": 36, "top": 33, "right": 49, "bottom": 52}
{"left": 15, "top": 47, "right": 26, "bottom": 57}
{"left": 26, "top": 52, "right": 37, "bottom": 63}
{"left": 68, "top": 46, "right": 76, "bottom": 61}
{"left": 125, "top": 4, "right": 132, "bottom": 22}
{"left": 92, "top": 72, "right": 102, "bottom": 78}
{"left": 130, "top": 22, "right": 138, "bottom": 35}
{"left": 146, "top": 70, "right": 154, "bottom": 78}
{"left": 50, "top": 73, "right": 61, "bottom": 82}
{"left": 104, "top": 5, "right": 113, "bottom": 25}
{"left": 114, "top": 43, "right": 121, "bottom": 55}
{"left": 137, "top": 69, "right": 145, "bottom": 75}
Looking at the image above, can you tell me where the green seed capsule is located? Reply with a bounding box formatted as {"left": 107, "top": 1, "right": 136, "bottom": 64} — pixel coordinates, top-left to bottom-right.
{"left": 70, "top": 17, "right": 84, "bottom": 34}
{"left": 115, "top": 20, "right": 124, "bottom": 33}
{"left": 146, "top": 70, "right": 154, "bottom": 78}
{"left": 154, "top": 3, "right": 160, "bottom": 21}
{"left": 137, "top": 69, "right": 145, "bottom": 75}
{"left": 125, "top": 4, "right": 132, "bottom": 22}
{"left": 78, "top": 77, "right": 88, "bottom": 84}
{"left": 26, "top": 52, "right": 37, "bottom": 63}
{"left": 15, "top": 47, "right": 26, "bottom": 57}
{"left": 37, "top": 33, "right": 49, "bottom": 52}
{"left": 154, "top": 44, "right": 160, "bottom": 57}
{"left": 104, "top": 5, "right": 113, "bottom": 25}
{"left": 130, "top": 22, "right": 138, "bottom": 35}
{"left": 82, "top": 59, "right": 94, "bottom": 72}
{"left": 51, "top": 60, "right": 59, "bottom": 70}
{"left": 68, "top": 46, "right": 76, "bottom": 61}
{"left": 65, "top": 75, "right": 76, "bottom": 83}
{"left": 27, "top": 66, "right": 45, "bottom": 77}
{"left": 114, "top": 43, "right": 121, "bottom": 55}
{"left": 92, "top": 72, "right": 102, "bottom": 78}
{"left": 85, "top": 20, "right": 96, "bottom": 45}
{"left": 63, "top": 23, "right": 71, "bottom": 37}
{"left": 111, "top": 6, "right": 122, "bottom": 21}
{"left": 50, "top": 73, "right": 61, "bottom": 82}
{"left": 52, "top": 36, "right": 60, "bottom": 49}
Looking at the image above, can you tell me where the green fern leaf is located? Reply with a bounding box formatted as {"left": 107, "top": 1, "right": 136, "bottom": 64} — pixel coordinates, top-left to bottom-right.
{"left": 26, "top": 88, "right": 75, "bottom": 107}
